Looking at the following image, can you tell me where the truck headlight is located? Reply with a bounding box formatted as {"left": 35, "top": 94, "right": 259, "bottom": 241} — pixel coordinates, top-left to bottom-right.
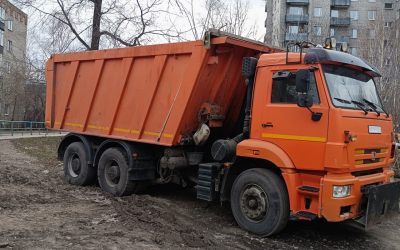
{"left": 333, "top": 185, "right": 351, "bottom": 198}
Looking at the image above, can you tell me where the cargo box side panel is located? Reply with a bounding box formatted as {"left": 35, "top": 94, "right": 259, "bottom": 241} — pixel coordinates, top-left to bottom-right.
{"left": 140, "top": 53, "right": 193, "bottom": 144}
{"left": 110, "top": 56, "right": 160, "bottom": 140}
{"left": 153, "top": 45, "right": 209, "bottom": 145}
{"left": 83, "top": 58, "right": 133, "bottom": 135}
{"left": 63, "top": 60, "right": 105, "bottom": 131}
{"left": 53, "top": 61, "right": 80, "bottom": 130}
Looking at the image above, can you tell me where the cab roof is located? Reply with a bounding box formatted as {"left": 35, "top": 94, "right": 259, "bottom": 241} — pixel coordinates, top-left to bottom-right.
{"left": 258, "top": 48, "right": 381, "bottom": 77}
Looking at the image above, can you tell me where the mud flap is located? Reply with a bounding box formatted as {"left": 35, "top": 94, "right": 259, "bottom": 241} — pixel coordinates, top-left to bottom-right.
{"left": 354, "top": 181, "right": 400, "bottom": 229}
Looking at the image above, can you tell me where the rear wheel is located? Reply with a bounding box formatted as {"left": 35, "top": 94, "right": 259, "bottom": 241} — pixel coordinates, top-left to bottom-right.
{"left": 63, "top": 142, "right": 96, "bottom": 186}
{"left": 97, "top": 147, "right": 146, "bottom": 196}
{"left": 230, "top": 168, "right": 289, "bottom": 236}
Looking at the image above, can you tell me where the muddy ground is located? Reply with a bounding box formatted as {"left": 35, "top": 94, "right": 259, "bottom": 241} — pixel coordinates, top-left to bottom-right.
{"left": 0, "top": 137, "right": 400, "bottom": 249}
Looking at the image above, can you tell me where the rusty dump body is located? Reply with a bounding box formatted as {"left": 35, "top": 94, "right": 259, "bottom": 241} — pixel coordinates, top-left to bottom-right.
{"left": 45, "top": 32, "right": 280, "bottom": 146}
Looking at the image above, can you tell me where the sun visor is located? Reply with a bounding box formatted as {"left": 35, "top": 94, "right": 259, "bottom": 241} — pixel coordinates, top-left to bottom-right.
{"left": 304, "top": 48, "right": 381, "bottom": 77}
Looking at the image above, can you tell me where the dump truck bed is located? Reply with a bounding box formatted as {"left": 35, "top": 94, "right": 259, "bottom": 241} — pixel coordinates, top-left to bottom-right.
{"left": 45, "top": 30, "right": 281, "bottom": 146}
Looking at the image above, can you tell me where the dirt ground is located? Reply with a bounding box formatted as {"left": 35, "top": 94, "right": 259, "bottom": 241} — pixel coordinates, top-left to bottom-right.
{"left": 1, "top": 137, "right": 400, "bottom": 249}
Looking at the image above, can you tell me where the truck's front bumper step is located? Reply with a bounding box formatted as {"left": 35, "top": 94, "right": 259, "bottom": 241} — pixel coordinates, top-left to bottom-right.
{"left": 354, "top": 181, "right": 400, "bottom": 229}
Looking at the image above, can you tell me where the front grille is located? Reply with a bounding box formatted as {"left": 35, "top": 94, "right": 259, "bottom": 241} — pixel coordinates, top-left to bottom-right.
{"left": 354, "top": 148, "right": 387, "bottom": 165}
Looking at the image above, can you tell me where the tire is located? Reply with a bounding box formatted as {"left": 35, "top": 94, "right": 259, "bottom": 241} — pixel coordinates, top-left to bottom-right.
{"left": 97, "top": 147, "right": 146, "bottom": 196}
{"left": 230, "top": 168, "right": 289, "bottom": 236}
{"left": 63, "top": 142, "right": 96, "bottom": 186}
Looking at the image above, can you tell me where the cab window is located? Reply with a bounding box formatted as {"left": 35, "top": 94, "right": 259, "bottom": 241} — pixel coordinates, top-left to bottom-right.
{"left": 271, "top": 70, "right": 320, "bottom": 104}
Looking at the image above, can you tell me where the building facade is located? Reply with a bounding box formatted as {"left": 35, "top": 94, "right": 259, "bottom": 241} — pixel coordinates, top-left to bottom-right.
{"left": 0, "top": 0, "right": 27, "bottom": 121}
{"left": 265, "top": 0, "right": 400, "bottom": 55}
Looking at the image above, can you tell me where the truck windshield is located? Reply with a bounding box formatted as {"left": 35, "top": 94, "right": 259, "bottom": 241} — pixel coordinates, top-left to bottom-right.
{"left": 323, "top": 64, "right": 384, "bottom": 112}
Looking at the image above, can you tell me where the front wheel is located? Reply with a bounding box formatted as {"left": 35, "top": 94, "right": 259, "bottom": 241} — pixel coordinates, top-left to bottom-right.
{"left": 230, "top": 168, "right": 289, "bottom": 236}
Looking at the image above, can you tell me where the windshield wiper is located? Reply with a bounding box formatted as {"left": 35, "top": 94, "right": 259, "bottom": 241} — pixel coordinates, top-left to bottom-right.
{"left": 362, "top": 99, "right": 380, "bottom": 116}
{"left": 334, "top": 97, "right": 368, "bottom": 115}
{"left": 334, "top": 97, "right": 352, "bottom": 104}
{"left": 351, "top": 100, "right": 368, "bottom": 115}
{"left": 363, "top": 98, "right": 389, "bottom": 118}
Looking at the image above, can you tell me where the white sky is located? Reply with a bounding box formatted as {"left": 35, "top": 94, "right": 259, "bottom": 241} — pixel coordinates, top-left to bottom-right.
{"left": 247, "top": 0, "right": 267, "bottom": 40}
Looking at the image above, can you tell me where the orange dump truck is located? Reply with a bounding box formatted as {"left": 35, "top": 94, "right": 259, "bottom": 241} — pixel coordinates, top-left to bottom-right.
{"left": 45, "top": 30, "right": 400, "bottom": 236}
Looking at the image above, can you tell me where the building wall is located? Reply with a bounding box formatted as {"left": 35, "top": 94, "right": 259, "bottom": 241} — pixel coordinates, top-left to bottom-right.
{"left": 264, "top": 0, "right": 400, "bottom": 55}
{"left": 0, "top": 0, "right": 27, "bottom": 121}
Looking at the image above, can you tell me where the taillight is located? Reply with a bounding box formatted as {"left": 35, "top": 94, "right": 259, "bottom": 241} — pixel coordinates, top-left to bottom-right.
{"left": 390, "top": 143, "right": 395, "bottom": 158}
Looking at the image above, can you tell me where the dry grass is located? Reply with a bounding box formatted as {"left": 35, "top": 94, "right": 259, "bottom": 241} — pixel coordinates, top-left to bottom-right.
{"left": 11, "top": 137, "right": 62, "bottom": 167}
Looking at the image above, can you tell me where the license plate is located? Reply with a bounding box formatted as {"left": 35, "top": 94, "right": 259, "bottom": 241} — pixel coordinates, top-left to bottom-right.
{"left": 368, "top": 125, "right": 382, "bottom": 134}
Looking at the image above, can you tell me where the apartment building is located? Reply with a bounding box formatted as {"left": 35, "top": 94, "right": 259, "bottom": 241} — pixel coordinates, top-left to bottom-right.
{"left": 265, "top": 0, "right": 400, "bottom": 55}
{"left": 0, "top": 0, "right": 28, "bottom": 121}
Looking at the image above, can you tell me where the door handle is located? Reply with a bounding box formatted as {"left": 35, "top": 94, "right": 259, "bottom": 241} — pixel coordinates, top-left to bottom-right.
{"left": 261, "top": 122, "right": 273, "bottom": 128}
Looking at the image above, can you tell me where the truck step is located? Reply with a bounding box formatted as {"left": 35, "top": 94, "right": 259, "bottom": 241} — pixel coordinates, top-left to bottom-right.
{"left": 196, "top": 163, "right": 222, "bottom": 202}
{"left": 298, "top": 186, "right": 320, "bottom": 193}
{"left": 294, "top": 211, "right": 318, "bottom": 221}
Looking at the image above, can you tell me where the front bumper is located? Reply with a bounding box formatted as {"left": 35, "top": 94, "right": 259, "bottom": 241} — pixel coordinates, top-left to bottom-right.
{"left": 320, "top": 170, "right": 399, "bottom": 227}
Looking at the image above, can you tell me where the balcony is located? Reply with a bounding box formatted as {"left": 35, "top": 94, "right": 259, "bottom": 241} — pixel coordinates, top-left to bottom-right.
{"left": 286, "top": 0, "right": 309, "bottom": 5}
{"left": 286, "top": 15, "right": 309, "bottom": 23}
{"left": 331, "top": 0, "right": 350, "bottom": 8}
{"left": 330, "top": 17, "right": 351, "bottom": 26}
{"left": 285, "top": 33, "right": 308, "bottom": 41}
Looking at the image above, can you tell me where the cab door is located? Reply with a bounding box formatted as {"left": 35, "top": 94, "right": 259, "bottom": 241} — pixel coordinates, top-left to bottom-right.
{"left": 251, "top": 65, "right": 329, "bottom": 170}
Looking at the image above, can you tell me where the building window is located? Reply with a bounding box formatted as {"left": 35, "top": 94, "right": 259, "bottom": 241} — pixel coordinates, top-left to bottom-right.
{"left": 368, "top": 11, "right": 376, "bottom": 20}
{"left": 331, "top": 10, "right": 339, "bottom": 18}
{"left": 7, "top": 40, "right": 12, "bottom": 52}
{"left": 0, "top": 7, "right": 4, "bottom": 21}
{"left": 288, "top": 25, "right": 299, "bottom": 34}
{"left": 313, "top": 26, "right": 322, "bottom": 36}
{"left": 7, "top": 20, "right": 13, "bottom": 31}
{"left": 351, "top": 29, "right": 357, "bottom": 38}
{"left": 368, "top": 0, "right": 376, "bottom": 2}
{"left": 385, "top": 3, "right": 393, "bottom": 9}
{"left": 0, "top": 30, "right": 3, "bottom": 47}
{"left": 351, "top": 0, "right": 358, "bottom": 1}
{"left": 384, "top": 21, "right": 392, "bottom": 27}
{"left": 6, "top": 61, "right": 11, "bottom": 73}
{"left": 350, "top": 11, "right": 359, "bottom": 20}
{"left": 288, "top": 7, "right": 304, "bottom": 15}
{"left": 330, "top": 28, "right": 335, "bottom": 37}
{"left": 314, "top": 8, "right": 322, "bottom": 17}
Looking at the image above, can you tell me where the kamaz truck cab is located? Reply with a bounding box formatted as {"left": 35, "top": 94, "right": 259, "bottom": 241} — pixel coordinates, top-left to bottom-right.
{"left": 232, "top": 42, "right": 399, "bottom": 235}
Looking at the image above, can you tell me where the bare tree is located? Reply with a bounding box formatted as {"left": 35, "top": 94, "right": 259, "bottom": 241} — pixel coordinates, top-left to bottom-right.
{"left": 169, "top": 0, "right": 259, "bottom": 40}
{"left": 356, "top": 11, "right": 400, "bottom": 130}
{"left": 15, "top": 0, "right": 181, "bottom": 50}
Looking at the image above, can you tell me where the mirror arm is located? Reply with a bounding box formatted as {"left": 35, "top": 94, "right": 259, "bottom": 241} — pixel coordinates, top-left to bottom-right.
{"left": 305, "top": 107, "right": 323, "bottom": 122}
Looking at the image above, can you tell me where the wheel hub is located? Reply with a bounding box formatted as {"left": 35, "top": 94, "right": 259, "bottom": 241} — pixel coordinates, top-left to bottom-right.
{"left": 240, "top": 184, "right": 268, "bottom": 221}
{"left": 68, "top": 153, "right": 81, "bottom": 178}
{"left": 105, "top": 161, "right": 121, "bottom": 186}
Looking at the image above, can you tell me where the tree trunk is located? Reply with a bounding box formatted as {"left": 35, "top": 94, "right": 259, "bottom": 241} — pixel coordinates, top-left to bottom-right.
{"left": 90, "top": 0, "right": 102, "bottom": 50}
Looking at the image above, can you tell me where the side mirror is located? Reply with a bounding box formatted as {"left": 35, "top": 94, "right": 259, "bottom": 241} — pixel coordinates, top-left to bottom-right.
{"left": 296, "top": 69, "right": 310, "bottom": 93}
{"left": 296, "top": 69, "right": 313, "bottom": 108}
